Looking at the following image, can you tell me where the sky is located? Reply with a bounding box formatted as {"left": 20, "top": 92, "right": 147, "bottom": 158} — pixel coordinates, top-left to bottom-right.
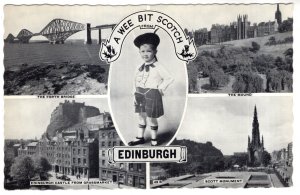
{"left": 4, "top": 98, "right": 110, "bottom": 140}
{"left": 3, "top": 4, "right": 293, "bottom": 40}
{"left": 177, "top": 96, "right": 293, "bottom": 155}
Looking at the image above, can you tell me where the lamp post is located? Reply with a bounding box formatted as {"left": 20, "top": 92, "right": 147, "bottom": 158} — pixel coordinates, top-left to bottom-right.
{"left": 87, "top": 167, "right": 90, "bottom": 190}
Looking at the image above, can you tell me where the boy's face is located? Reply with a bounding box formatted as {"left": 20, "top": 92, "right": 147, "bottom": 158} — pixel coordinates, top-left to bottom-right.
{"left": 139, "top": 44, "right": 157, "bottom": 63}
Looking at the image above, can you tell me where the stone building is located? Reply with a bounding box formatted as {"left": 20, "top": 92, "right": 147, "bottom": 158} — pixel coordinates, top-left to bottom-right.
{"left": 194, "top": 28, "right": 209, "bottom": 46}
{"left": 15, "top": 100, "right": 146, "bottom": 188}
{"left": 197, "top": 4, "right": 282, "bottom": 45}
{"left": 247, "top": 106, "right": 265, "bottom": 166}
{"left": 99, "top": 128, "right": 146, "bottom": 188}
{"left": 287, "top": 142, "right": 293, "bottom": 166}
{"left": 18, "top": 142, "right": 38, "bottom": 156}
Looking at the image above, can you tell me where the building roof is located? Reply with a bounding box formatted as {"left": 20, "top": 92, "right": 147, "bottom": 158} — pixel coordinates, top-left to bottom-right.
{"left": 27, "top": 142, "right": 38, "bottom": 147}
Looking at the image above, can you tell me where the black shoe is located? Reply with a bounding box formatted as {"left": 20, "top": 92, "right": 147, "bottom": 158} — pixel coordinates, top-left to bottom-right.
{"left": 128, "top": 137, "right": 145, "bottom": 146}
{"left": 151, "top": 139, "right": 158, "bottom": 146}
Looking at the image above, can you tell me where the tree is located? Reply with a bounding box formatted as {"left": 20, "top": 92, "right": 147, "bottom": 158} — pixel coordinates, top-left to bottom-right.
{"left": 232, "top": 70, "right": 264, "bottom": 93}
{"left": 209, "top": 68, "right": 229, "bottom": 88}
{"left": 278, "top": 18, "right": 293, "bottom": 32}
{"left": 284, "top": 48, "right": 293, "bottom": 72}
{"left": 284, "top": 48, "right": 293, "bottom": 58}
{"left": 274, "top": 56, "right": 287, "bottom": 70}
{"left": 250, "top": 41, "right": 260, "bottom": 53}
{"left": 10, "top": 156, "right": 35, "bottom": 188}
{"left": 252, "top": 54, "right": 275, "bottom": 73}
{"left": 4, "top": 154, "right": 15, "bottom": 181}
{"left": 187, "top": 63, "right": 198, "bottom": 92}
{"left": 32, "top": 156, "right": 52, "bottom": 180}
{"left": 268, "top": 36, "right": 276, "bottom": 45}
{"left": 262, "top": 151, "right": 271, "bottom": 167}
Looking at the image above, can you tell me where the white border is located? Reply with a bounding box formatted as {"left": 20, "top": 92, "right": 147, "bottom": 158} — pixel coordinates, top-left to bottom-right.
{"left": 1, "top": 1, "right": 299, "bottom": 195}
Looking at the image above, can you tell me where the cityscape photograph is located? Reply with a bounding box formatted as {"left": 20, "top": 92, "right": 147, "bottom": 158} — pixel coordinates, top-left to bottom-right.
{"left": 4, "top": 98, "right": 146, "bottom": 189}
{"left": 182, "top": 4, "right": 293, "bottom": 93}
{"left": 151, "top": 96, "right": 293, "bottom": 188}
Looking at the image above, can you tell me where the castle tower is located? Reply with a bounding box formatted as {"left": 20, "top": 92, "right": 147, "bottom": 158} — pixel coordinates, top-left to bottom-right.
{"left": 237, "top": 15, "right": 242, "bottom": 40}
{"left": 243, "top": 15, "right": 248, "bottom": 39}
{"left": 275, "top": 3, "right": 282, "bottom": 24}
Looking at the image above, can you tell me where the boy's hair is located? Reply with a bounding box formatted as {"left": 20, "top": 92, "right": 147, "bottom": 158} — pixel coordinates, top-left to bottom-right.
{"left": 139, "top": 43, "right": 157, "bottom": 51}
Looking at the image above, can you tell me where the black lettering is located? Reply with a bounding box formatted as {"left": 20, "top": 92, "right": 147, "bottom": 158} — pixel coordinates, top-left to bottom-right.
{"left": 135, "top": 150, "right": 141, "bottom": 159}
{"left": 114, "top": 37, "right": 121, "bottom": 44}
{"left": 143, "top": 150, "right": 148, "bottom": 158}
{"left": 176, "top": 36, "right": 183, "bottom": 44}
{"left": 125, "top": 150, "right": 131, "bottom": 158}
{"left": 156, "top": 150, "right": 162, "bottom": 159}
{"left": 169, "top": 149, "right": 176, "bottom": 158}
{"left": 119, "top": 150, "right": 124, "bottom": 159}
{"left": 128, "top": 19, "right": 134, "bottom": 27}
{"left": 157, "top": 15, "right": 163, "bottom": 23}
{"left": 117, "top": 27, "right": 126, "bottom": 35}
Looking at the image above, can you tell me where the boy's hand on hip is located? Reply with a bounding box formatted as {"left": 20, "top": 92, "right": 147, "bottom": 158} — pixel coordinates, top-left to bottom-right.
{"left": 159, "top": 89, "right": 164, "bottom": 96}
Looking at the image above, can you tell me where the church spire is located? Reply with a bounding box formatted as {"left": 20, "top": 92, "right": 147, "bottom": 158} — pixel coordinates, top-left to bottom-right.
{"left": 275, "top": 3, "right": 282, "bottom": 24}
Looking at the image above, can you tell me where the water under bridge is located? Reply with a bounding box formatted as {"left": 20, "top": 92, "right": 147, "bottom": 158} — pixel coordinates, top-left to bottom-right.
{"left": 5, "top": 18, "right": 115, "bottom": 44}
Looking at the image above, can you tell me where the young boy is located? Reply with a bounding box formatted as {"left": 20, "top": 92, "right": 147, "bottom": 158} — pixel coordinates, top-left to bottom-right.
{"left": 128, "top": 32, "right": 174, "bottom": 146}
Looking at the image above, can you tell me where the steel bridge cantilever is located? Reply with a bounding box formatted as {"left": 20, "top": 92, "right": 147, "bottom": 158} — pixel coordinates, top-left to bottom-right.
{"left": 39, "top": 18, "right": 85, "bottom": 43}
{"left": 16, "top": 29, "right": 34, "bottom": 43}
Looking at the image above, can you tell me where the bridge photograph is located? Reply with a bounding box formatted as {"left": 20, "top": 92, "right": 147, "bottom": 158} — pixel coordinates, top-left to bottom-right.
{"left": 3, "top": 5, "right": 143, "bottom": 95}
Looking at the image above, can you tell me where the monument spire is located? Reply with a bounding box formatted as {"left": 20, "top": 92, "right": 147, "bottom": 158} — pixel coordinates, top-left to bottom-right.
{"left": 252, "top": 105, "right": 260, "bottom": 147}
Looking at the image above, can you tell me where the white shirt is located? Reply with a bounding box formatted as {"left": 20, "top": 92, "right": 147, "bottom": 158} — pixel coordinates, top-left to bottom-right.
{"left": 134, "top": 60, "right": 174, "bottom": 92}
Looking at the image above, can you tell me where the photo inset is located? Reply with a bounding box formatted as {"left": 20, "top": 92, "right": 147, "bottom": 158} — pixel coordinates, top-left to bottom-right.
{"left": 4, "top": 98, "right": 146, "bottom": 189}
{"left": 151, "top": 96, "right": 293, "bottom": 188}
{"left": 109, "top": 28, "right": 187, "bottom": 146}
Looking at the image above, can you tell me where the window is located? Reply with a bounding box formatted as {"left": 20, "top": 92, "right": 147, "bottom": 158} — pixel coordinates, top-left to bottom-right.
{"left": 102, "top": 160, "right": 105, "bottom": 166}
{"left": 102, "top": 150, "right": 105, "bottom": 157}
{"left": 108, "top": 141, "right": 111, "bottom": 147}
{"left": 78, "top": 149, "right": 80, "bottom": 155}
{"left": 129, "top": 163, "right": 133, "bottom": 171}
{"left": 113, "top": 141, "right": 116, "bottom": 146}
{"left": 102, "top": 133, "right": 106, "bottom": 138}
{"left": 102, "top": 142, "right": 105, "bottom": 147}
{"left": 108, "top": 132, "right": 111, "bottom": 138}
{"left": 73, "top": 158, "right": 75, "bottom": 163}
{"left": 83, "top": 149, "right": 86, "bottom": 155}
{"left": 73, "top": 148, "right": 76, "bottom": 155}
{"left": 78, "top": 158, "right": 81, "bottom": 164}
{"left": 83, "top": 158, "right": 86, "bottom": 165}
{"left": 137, "top": 164, "right": 142, "bottom": 172}
{"left": 120, "top": 163, "right": 124, "bottom": 169}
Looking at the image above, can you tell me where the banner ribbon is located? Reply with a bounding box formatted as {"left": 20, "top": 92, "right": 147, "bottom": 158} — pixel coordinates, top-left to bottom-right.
{"left": 100, "top": 10, "right": 197, "bottom": 63}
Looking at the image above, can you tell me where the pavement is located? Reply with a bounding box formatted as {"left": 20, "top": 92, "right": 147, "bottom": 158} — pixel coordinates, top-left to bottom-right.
{"left": 270, "top": 173, "right": 284, "bottom": 187}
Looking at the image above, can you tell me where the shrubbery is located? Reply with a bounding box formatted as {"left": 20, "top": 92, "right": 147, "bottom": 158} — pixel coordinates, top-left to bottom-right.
{"left": 188, "top": 44, "right": 293, "bottom": 93}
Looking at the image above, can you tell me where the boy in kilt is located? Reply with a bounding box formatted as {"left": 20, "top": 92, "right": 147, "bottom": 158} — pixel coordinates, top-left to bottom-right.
{"left": 128, "top": 32, "right": 174, "bottom": 146}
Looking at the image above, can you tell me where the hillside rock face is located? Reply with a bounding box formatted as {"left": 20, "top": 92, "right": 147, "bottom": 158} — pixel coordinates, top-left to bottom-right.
{"left": 46, "top": 100, "right": 100, "bottom": 137}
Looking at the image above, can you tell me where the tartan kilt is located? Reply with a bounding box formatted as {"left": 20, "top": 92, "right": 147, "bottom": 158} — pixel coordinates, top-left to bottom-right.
{"left": 134, "top": 87, "right": 164, "bottom": 118}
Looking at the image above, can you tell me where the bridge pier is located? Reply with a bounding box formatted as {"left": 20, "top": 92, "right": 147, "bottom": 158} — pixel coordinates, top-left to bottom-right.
{"left": 86, "top": 23, "right": 92, "bottom": 44}
{"left": 98, "top": 29, "right": 102, "bottom": 44}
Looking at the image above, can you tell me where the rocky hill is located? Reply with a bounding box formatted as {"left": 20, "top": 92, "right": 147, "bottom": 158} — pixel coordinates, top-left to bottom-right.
{"left": 46, "top": 100, "right": 100, "bottom": 137}
{"left": 153, "top": 139, "right": 225, "bottom": 177}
